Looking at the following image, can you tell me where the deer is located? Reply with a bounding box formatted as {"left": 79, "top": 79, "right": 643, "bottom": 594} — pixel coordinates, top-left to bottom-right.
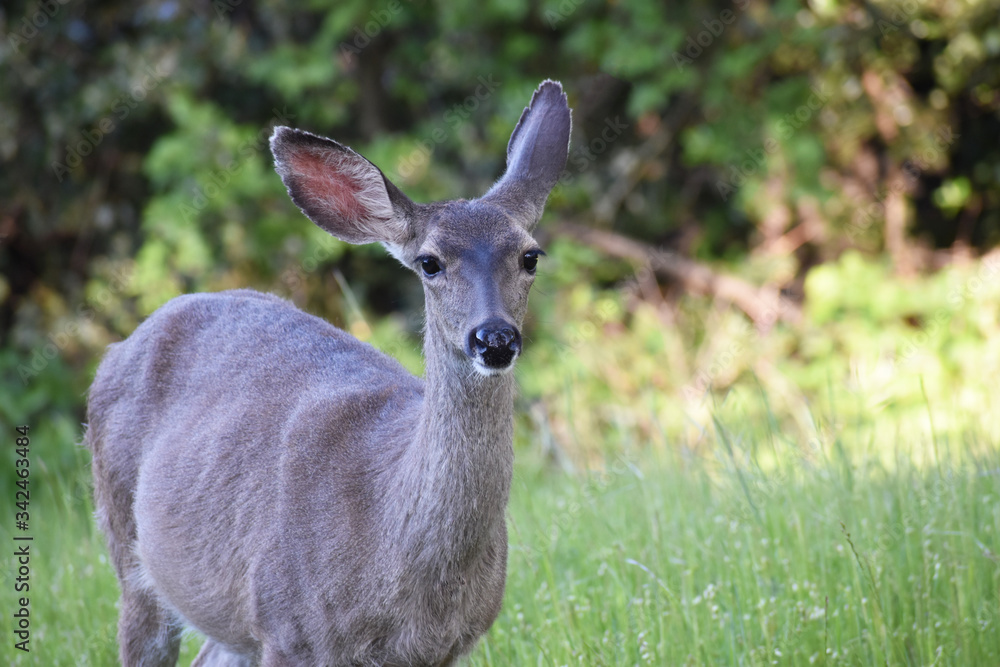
{"left": 85, "top": 79, "right": 571, "bottom": 666}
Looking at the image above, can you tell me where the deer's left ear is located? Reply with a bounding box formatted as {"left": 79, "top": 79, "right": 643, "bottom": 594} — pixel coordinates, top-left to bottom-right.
{"left": 482, "top": 80, "right": 571, "bottom": 230}
{"left": 270, "top": 126, "right": 416, "bottom": 246}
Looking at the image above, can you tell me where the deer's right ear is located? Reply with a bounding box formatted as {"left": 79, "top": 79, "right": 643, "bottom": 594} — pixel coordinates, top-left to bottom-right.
{"left": 483, "top": 80, "right": 571, "bottom": 229}
{"left": 270, "top": 127, "right": 413, "bottom": 246}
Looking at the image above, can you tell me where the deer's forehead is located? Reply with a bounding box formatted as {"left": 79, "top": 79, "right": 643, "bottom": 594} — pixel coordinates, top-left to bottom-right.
{"left": 421, "top": 201, "right": 532, "bottom": 256}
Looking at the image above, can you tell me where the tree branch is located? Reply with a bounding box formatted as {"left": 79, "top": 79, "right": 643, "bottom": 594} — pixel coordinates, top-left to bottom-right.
{"left": 553, "top": 221, "right": 801, "bottom": 330}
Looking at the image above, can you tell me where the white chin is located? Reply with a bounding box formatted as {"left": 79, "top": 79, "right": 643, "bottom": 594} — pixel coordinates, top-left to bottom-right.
{"left": 472, "top": 357, "right": 517, "bottom": 376}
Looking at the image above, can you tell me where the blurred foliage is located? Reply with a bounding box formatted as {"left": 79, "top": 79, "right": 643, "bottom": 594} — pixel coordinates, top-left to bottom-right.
{"left": 1, "top": 0, "right": 999, "bottom": 468}
{"left": 521, "top": 248, "right": 1000, "bottom": 465}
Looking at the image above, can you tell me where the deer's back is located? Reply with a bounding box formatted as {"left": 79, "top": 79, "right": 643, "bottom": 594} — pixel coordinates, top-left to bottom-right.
{"left": 90, "top": 288, "right": 420, "bottom": 418}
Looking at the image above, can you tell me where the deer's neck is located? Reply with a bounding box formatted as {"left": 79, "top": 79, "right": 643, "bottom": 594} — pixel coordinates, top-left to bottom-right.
{"left": 395, "top": 324, "right": 515, "bottom": 566}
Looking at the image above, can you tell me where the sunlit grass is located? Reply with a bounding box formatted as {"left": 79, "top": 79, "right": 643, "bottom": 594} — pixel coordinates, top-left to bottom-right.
{"left": 475, "top": 425, "right": 1000, "bottom": 666}
{"left": 2, "top": 397, "right": 998, "bottom": 666}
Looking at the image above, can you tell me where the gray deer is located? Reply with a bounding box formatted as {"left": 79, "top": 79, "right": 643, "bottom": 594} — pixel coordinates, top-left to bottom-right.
{"left": 85, "top": 80, "right": 571, "bottom": 666}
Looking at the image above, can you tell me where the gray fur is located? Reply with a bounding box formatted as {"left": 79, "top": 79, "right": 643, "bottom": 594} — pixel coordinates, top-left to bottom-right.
{"left": 87, "top": 80, "right": 571, "bottom": 666}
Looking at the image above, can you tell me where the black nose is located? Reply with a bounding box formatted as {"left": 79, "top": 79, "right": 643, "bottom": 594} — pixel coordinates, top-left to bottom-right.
{"left": 470, "top": 320, "right": 521, "bottom": 369}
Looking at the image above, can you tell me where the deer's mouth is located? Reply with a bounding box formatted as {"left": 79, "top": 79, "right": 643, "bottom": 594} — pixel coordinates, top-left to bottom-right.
{"left": 471, "top": 350, "right": 519, "bottom": 376}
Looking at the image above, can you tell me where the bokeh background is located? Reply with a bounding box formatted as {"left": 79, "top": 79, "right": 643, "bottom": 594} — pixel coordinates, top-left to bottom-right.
{"left": 2, "top": 0, "right": 1000, "bottom": 664}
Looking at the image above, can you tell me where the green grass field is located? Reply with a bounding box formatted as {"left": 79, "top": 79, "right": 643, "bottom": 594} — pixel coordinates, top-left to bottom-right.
{"left": 2, "top": 404, "right": 998, "bottom": 666}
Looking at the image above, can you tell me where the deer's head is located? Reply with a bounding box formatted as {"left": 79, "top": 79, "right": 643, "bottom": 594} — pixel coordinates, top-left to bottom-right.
{"left": 271, "top": 80, "right": 571, "bottom": 376}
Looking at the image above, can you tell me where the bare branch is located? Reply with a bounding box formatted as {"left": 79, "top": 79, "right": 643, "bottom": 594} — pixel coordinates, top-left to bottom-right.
{"left": 554, "top": 221, "right": 801, "bottom": 330}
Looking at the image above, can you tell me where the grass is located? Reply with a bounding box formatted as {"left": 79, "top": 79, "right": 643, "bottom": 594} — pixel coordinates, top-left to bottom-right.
{"left": 2, "top": 407, "right": 998, "bottom": 666}
{"left": 479, "top": 433, "right": 1000, "bottom": 666}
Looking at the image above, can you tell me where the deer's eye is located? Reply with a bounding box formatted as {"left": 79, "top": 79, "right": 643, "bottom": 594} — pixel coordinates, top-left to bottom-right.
{"left": 420, "top": 256, "right": 443, "bottom": 277}
{"left": 522, "top": 249, "right": 544, "bottom": 273}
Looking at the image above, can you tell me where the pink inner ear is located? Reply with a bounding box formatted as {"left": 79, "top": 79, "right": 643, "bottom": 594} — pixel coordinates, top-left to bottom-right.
{"left": 288, "top": 150, "right": 366, "bottom": 222}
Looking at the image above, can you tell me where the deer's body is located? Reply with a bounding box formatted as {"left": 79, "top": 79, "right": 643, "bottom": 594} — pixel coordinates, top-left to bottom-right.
{"left": 89, "top": 289, "right": 509, "bottom": 665}
{"left": 87, "top": 81, "right": 570, "bottom": 666}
